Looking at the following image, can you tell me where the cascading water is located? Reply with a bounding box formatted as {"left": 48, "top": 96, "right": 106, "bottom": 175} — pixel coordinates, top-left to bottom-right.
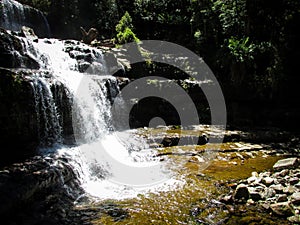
{"left": 0, "top": 0, "right": 51, "bottom": 37}
{"left": 30, "top": 77, "right": 62, "bottom": 146}
{"left": 12, "top": 36, "right": 176, "bottom": 200}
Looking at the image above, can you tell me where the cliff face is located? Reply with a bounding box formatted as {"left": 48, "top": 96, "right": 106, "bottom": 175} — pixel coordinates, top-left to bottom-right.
{"left": 0, "top": 68, "right": 38, "bottom": 164}
{"left": 0, "top": 28, "right": 74, "bottom": 166}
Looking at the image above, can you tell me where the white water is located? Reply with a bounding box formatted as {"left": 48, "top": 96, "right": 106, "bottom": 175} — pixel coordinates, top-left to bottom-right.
{"left": 22, "top": 38, "right": 177, "bottom": 200}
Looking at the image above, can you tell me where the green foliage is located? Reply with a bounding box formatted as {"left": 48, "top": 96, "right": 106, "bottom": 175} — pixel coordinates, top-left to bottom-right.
{"left": 94, "top": 0, "right": 119, "bottom": 37}
{"left": 116, "top": 27, "right": 139, "bottom": 44}
{"left": 227, "top": 37, "right": 255, "bottom": 62}
{"left": 116, "top": 11, "right": 133, "bottom": 33}
{"left": 115, "top": 12, "right": 139, "bottom": 44}
{"left": 133, "top": 0, "right": 191, "bottom": 25}
{"left": 212, "top": 0, "right": 246, "bottom": 35}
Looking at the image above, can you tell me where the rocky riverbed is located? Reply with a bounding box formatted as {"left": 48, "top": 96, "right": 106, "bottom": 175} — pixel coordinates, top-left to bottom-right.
{"left": 217, "top": 157, "right": 300, "bottom": 224}
{"left": 0, "top": 125, "right": 299, "bottom": 225}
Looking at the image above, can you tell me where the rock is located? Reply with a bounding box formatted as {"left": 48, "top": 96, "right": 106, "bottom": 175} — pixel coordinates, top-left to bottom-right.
{"left": 251, "top": 171, "right": 259, "bottom": 177}
{"left": 291, "top": 192, "right": 300, "bottom": 205}
{"left": 283, "top": 185, "right": 297, "bottom": 195}
{"left": 288, "top": 215, "right": 300, "bottom": 223}
{"left": 263, "top": 188, "right": 276, "bottom": 199}
{"left": 220, "top": 195, "right": 233, "bottom": 204}
{"left": 261, "top": 203, "right": 270, "bottom": 211}
{"left": 0, "top": 0, "right": 50, "bottom": 37}
{"left": 0, "top": 28, "right": 40, "bottom": 69}
{"left": 273, "top": 158, "right": 299, "bottom": 171}
{"left": 234, "top": 184, "right": 249, "bottom": 201}
{"left": 260, "top": 171, "right": 271, "bottom": 178}
{"left": 247, "top": 199, "right": 255, "bottom": 205}
{"left": 247, "top": 176, "right": 258, "bottom": 184}
{"left": 290, "top": 177, "right": 299, "bottom": 185}
{"left": 274, "top": 169, "right": 289, "bottom": 177}
{"left": 295, "top": 182, "right": 300, "bottom": 189}
{"left": 21, "top": 26, "right": 38, "bottom": 42}
{"left": 277, "top": 194, "right": 288, "bottom": 202}
{"left": 270, "top": 184, "right": 284, "bottom": 194}
{"left": 249, "top": 191, "right": 262, "bottom": 201}
{"left": 262, "top": 177, "right": 274, "bottom": 186}
{"left": 270, "top": 202, "right": 293, "bottom": 216}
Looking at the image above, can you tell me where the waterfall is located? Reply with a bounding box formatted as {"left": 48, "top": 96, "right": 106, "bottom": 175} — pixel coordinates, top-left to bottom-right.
{"left": 11, "top": 36, "right": 173, "bottom": 200}
{"left": 30, "top": 77, "right": 62, "bottom": 146}
{"left": 0, "top": 0, "right": 51, "bottom": 37}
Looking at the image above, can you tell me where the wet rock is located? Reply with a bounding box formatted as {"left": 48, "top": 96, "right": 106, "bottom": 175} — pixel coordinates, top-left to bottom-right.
{"left": 291, "top": 192, "right": 300, "bottom": 205}
{"left": 0, "top": 28, "right": 39, "bottom": 69}
{"left": 220, "top": 195, "right": 233, "bottom": 204}
{"left": 283, "top": 185, "right": 297, "bottom": 195}
{"left": 277, "top": 194, "right": 288, "bottom": 202}
{"left": 0, "top": 68, "right": 39, "bottom": 165}
{"left": 270, "top": 202, "right": 293, "bottom": 216}
{"left": 263, "top": 188, "right": 276, "bottom": 199}
{"left": 288, "top": 215, "right": 300, "bottom": 223}
{"left": 21, "top": 26, "right": 38, "bottom": 42}
{"left": 262, "top": 177, "right": 274, "bottom": 186}
{"left": 233, "top": 184, "right": 249, "bottom": 201}
{"left": 275, "top": 169, "right": 289, "bottom": 177}
{"left": 295, "top": 182, "right": 300, "bottom": 189}
{"left": 249, "top": 191, "right": 262, "bottom": 201}
{"left": 290, "top": 177, "right": 299, "bottom": 185}
{"left": 273, "top": 158, "right": 299, "bottom": 171}
{"left": 270, "top": 184, "right": 284, "bottom": 194}
{"left": 0, "top": 0, "right": 50, "bottom": 37}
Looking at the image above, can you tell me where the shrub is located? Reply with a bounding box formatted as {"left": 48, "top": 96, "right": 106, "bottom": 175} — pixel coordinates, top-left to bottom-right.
{"left": 115, "top": 11, "right": 139, "bottom": 44}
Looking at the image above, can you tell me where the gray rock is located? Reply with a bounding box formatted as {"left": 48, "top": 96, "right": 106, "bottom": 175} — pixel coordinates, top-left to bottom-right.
{"left": 273, "top": 158, "right": 299, "bottom": 171}
{"left": 283, "top": 185, "right": 297, "bottom": 195}
{"left": 295, "top": 182, "right": 300, "bottom": 189}
{"left": 247, "top": 176, "right": 257, "bottom": 184}
{"left": 274, "top": 169, "right": 289, "bottom": 177}
{"left": 262, "top": 177, "right": 274, "bottom": 186}
{"left": 277, "top": 194, "right": 288, "bottom": 202}
{"left": 288, "top": 215, "right": 300, "bottom": 223}
{"left": 270, "top": 184, "right": 284, "bottom": 194}
{"left": 291, "top": 192, "right": 300, "bottom": 205}
{"left": 290, "top": 177, "right": 299, "bottom": 185}
{"left": 263, "top": 188, "right": 276, "bottom": 199}
{"left": 270, "top": 202, "right": 293, "bottom": 216}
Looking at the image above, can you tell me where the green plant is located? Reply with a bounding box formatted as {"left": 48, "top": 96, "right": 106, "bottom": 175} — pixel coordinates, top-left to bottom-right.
{"left": 227, "top": 36, "right": 255, "bottom": 62}
{"left": 115, "top": 11, "right": 139, "bottom": 44}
